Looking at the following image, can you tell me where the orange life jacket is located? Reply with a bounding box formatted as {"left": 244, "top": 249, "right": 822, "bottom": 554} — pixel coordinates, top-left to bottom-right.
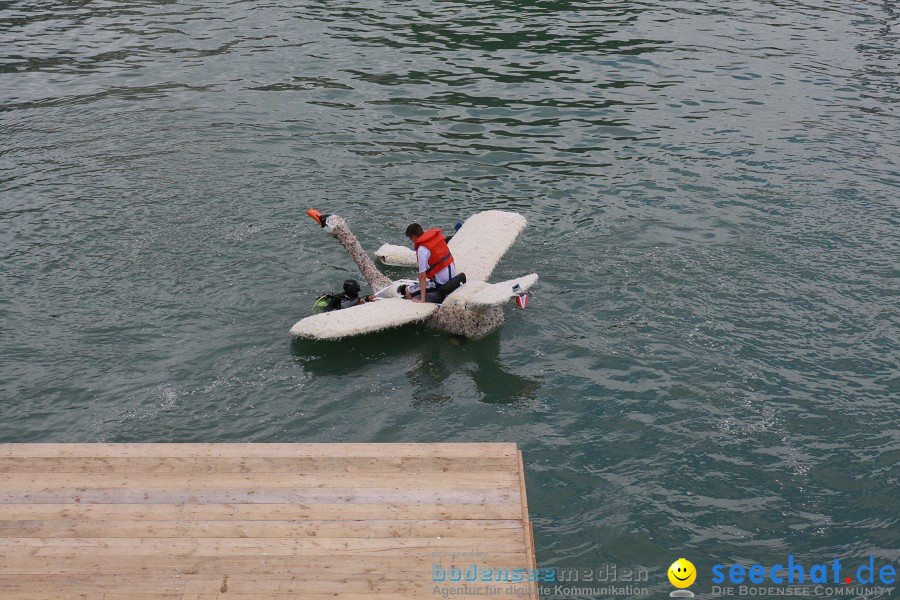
{"left": 414, "top": 228, "right": 455, "bottom": 279}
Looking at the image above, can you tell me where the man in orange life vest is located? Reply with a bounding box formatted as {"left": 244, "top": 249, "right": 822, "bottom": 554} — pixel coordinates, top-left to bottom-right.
{"left": 404, "top": 223, "right": 463, "bottom": 303}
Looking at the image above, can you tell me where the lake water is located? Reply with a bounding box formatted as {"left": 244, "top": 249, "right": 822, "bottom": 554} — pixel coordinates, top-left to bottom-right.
{"left": 1, "top": 0, "right": 897, "bottom": 595}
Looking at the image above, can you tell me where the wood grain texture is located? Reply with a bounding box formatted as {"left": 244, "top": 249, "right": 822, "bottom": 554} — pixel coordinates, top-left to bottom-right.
{"left": 0, "top": 443, "right": 538, "bottom": 599}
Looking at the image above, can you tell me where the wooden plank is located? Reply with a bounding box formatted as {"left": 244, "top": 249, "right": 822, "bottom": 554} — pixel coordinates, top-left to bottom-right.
{"left": 0, "top": 574, "right": 537, "bottom": 595}
{"left": 189, "top": 577, "right": 536, "bottom": 595}
{"left": 0, "top": 443, "right": 519, "bottom": 458}
{"left": 518, "top": 450, "right": 536, "bottom": 569}
{"left": 0, "top": 594, "right": 507, "bottom": 600}
{"left": 0, "top": 443, "right": 537, "bottom": 599}
{"left": 0, "top": 595, "right": 258, "bottom": 600}
{"left": 0, "top": 564, "right": 530, "bottom": 582}
{"left": 0, "top": 455, "right": 519, "bottom": 474}
{"left": 0, "top": 536, "right": 525, "bottom": 556}
{"left": 518, "top": 449, "right": 540, "bottom": 598}
{"left": 0, "top": 595, "right": 224, "bottom": 600}
{"left": 0, "top": 568, "right": 534, "bottom": 587}
{"left": 0, "top": 502, "right": 523, "bottom": 520}
{"left": 0, "top": 554, "right": 529, "bottom": 575}
{"left": 0, "top": 471, "right": 519, "bottom": 490}
{"left": 0, "top": 487, "right": 520, "bottom": 505}
{"left": 0, "top": 518, "right": 523, "bottom": 538}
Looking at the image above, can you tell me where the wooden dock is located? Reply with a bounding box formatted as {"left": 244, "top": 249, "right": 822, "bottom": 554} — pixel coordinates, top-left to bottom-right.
{"left": 0, "top": 443, "right": 538, "bottom": 599}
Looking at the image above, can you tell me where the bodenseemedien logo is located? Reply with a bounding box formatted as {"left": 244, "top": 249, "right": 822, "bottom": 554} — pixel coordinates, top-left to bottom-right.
{"left": 669, "top": 558, "right": 697, "bottom": 598}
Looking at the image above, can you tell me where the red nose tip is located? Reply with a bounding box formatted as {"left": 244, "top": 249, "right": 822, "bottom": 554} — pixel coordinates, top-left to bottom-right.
{"left": 306, "top": 208, "right": 325, "bottom": 227}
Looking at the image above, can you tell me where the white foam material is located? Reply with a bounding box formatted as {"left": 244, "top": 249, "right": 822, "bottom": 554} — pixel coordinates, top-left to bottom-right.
{"left": 290, "top": 298, "right": 437, "bottom": 340}
{"left": 375, "top": 243, "right": 417, "bottom": 267}
{"left": 374, "top": 210, "right": 527, "bottom": 281}
{"left": 374, "top": 279, "right": 417, "bottom": 299}
{"left": 444, "top": 273, "right": 539, "bottom": 308}
{"left": 448, "top": 210, "right": 527, "bottom": 282}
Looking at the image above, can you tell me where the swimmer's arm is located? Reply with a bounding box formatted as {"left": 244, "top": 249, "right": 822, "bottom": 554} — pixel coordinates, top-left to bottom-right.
{"left": 417, "top": 272, "right": 427, "bottom": 303}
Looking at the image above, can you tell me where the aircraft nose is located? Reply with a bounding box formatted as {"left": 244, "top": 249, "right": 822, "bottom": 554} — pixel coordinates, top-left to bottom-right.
{"left": 306, "top": 208, "right": 329, "bottom": 227}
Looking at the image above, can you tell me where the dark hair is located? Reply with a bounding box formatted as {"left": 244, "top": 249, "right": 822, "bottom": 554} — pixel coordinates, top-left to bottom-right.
{"left": 406, "top": 223, "right": 424, "bottom": 238}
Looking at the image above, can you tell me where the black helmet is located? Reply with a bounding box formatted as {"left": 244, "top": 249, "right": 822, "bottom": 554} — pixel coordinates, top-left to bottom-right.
{"left": 343, "top": 279, "right": 361, "bottom": 298}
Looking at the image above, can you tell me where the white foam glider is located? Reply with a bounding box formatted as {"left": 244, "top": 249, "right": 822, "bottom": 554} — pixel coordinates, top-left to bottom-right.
{"left": 375, "top": 210, "right": 527, "bottom": 282}
{"left": 291, "top": 210, "right": 537, "bottom": 340}
{"left": 290, "top": 297, "right": 437, "bottom": 340}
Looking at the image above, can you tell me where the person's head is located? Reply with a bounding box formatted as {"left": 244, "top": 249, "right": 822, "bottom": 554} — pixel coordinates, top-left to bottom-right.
{"left": 405, "top": 223, "right": 424, "bottom": 242}
{"left": 343, "top": 279, "right": 361, "bottom": 298}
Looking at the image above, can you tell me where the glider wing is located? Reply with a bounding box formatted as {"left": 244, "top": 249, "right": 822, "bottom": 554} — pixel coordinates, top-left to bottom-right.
{"left": 449, "top": 211, "right": 527, "bottom": 281}
{"left": 375, "top": 243, "right": 417, "bottom": 267}
{"left": 290, "top": 298, "right": 437, "bottom": 340}
{"left": 444, "top": 273, "right": 538, "bottom": 309}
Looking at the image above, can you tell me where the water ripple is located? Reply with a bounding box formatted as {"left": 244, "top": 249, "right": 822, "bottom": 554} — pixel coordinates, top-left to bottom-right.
{"left": 2, "top": 0, "right": 898, "bottom": 585}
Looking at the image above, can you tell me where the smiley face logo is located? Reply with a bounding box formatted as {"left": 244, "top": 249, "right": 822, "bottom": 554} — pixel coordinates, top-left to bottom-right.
{"left": 668, "top": 558, "right": 697, "bottom": 588}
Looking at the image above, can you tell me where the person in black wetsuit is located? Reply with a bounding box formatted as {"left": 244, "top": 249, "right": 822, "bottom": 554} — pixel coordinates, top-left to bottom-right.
{"left": 313, "top": 279, "right": 375, "bottom": 313}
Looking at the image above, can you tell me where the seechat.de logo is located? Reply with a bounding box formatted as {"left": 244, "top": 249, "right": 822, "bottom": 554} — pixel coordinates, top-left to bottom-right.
{"left": 669, "top": 558, "right": 697, "bottom": 598}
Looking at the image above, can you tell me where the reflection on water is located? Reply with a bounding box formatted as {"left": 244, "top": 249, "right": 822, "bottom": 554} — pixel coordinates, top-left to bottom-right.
{"left": 293, "top": 327, "right": 539, "bottom": 405}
